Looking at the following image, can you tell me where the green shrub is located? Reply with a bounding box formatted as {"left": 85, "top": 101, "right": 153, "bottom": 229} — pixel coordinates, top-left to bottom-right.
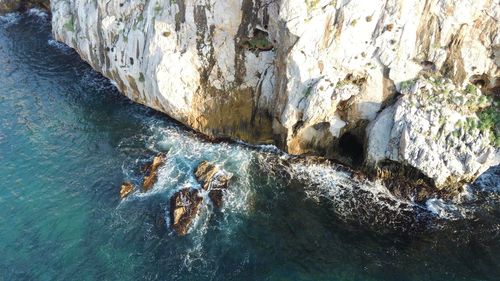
{"left": 154, "top": 3, "right": 162, "bottom": 13}
{"left": 246, "top": 38, "right": 273, "bottom": 51}
{"left": 400, "top": 79, "right": 416, "bottom": 92}
{"left": 477, "top": 105, "right": 500, "bottom": 147}
{"left": 465, "top": 84, "right": 477, "bottom": 94}
{"left": 306, "top": 0, "right": 320, "bottom": 13}
{"left": 64, "top": 16, "right": 75, "bottom": 32}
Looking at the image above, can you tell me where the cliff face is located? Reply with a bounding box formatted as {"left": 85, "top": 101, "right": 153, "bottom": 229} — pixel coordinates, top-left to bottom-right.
{"left": 50, "top": 0, "right": 499, "bottom": 188}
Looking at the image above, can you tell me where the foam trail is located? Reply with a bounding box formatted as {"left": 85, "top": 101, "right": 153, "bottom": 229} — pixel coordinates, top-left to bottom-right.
{"left": 425, "top": 198, "right": 463, "bottom": 220}
{"left": 114, "top": 92, "right": 500, "bottom": 237}
{"left": 27, "top": 8, "right": 48, "bottom": 21}
{"left": 47, "top": 39, "right": 74, "bottom": 54}
{"left": 474, "top": 166, "right": 500, "bottom": 192}
{"left": 0, "top": 12, "right": 21, "bottom": 26}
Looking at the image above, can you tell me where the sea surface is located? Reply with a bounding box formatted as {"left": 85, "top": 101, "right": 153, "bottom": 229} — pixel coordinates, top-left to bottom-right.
{"left": 0, "top": 11, "right": 499, "bottom": 281}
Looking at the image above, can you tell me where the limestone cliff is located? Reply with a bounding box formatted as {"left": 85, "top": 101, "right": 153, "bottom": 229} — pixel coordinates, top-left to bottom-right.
{"left": 48, "top": 0, "right": 499, "bottom": 188}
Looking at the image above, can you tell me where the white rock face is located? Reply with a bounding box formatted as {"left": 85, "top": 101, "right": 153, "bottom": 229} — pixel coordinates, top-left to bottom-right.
{"left": 51, "top": 0, "right": 279, "bottom": 142}
{"left": 50, "top": 0, "right": 500, "bottom": 187}
{"left": 366, "top": 77, "right": 499, "bottom": 187}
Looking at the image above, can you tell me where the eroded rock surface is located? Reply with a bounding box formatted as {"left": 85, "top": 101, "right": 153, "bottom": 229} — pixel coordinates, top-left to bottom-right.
{"left": 194, "top": 161, "right": 232, "bottom": 208}
{"left": 367, "top": 77, "right": 499, "bottom": 188}
{"left": 119, "top": 182, "right": 134, "bottom": 199}
{"left": 170, "top": 188, "right": 203, "bottom": 236}
{"left": 142, "top": 152, "right": 167, "bottom": 192}
{"left": 51, "top": 0, "right": 499, "bottom": 188}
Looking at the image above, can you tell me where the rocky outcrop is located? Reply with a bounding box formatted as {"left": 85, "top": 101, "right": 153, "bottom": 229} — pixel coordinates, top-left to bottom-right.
{"left": 168, "top": 161, "right": 232, "bottom": 235}
{"left": 142, "top": 152, "right": 167, "bottom": 191}
{"left": 367, "top": 76, "right": 499, "bottom": 188}
{"left": 194, "top": 161, "right": 232, "bottom": 208}
{"left": 50, "top": 0, "right": 499, "bottom": 188}
{"left": 120, "top": 182, "right": 134, "bottom": 199}
{"left": 170, "top": 188, "right": 203, "bottom": 236}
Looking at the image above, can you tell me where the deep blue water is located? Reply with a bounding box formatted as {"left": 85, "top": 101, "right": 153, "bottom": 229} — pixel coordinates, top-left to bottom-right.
{"left": 0, "top": 11, "right": 499, "bottom": 281}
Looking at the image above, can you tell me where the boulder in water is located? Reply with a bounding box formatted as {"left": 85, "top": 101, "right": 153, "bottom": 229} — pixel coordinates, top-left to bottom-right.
{"left": 194, "top": 161, "right": 218, "bottom": 190}
{"left": 120, "top": 182, "right": 134, "bottom": 199}
{"left": 194, "top": 161, "right": 231, "bottom": 208}
{"left": 170, "top": 188, "right": 203, "bottom": 236}
{"left": 142, "top": 152, "right": 167, "bottom": 192}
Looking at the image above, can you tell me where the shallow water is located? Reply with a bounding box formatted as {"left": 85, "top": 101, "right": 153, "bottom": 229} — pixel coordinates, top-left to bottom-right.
{"left": 0, "top": 11, "right": 499, "bottom": 281}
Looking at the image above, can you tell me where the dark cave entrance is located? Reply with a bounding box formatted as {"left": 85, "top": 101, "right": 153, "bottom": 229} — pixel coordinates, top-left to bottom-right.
{"left": 338, "top": 132, "right": 364, "bottom": 166}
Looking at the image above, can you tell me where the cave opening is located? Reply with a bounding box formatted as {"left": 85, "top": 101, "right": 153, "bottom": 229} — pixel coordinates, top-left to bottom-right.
{"left": 338, "top": 132, "right": 364, "bottom": 166}
{"left": 469, "top": 74, "right": 490, "bottom": 89}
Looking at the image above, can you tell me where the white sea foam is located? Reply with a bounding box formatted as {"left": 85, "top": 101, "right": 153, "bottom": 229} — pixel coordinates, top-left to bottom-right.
{"left": 27, "top": 8, "right": 48, "bottom": 21}
{"left": 425, "top": 198, "right": 462, "bottom": 220}
{"left": 116, "top": 108, "right": 498, "bottom": 247}
{"left": 47, "top": 39, "right": 74, "bottom": 54}
{"left": 81, "top": 69, "right": 118, "bottom": 92}
{"left": 474, "top": 166, "right": 500, "bottom": 192}
{"left": 119, "top": 120, "right": 257, "bottom": 240}
{"left": 289, "top": 161, "right": 415, "bottom": 217}
{"left": 0, "top": 12, "right": 20, "bottom": 26}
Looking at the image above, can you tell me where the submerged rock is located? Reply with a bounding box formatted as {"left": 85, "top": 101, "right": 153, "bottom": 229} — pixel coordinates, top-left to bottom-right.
{"left": 167, "top": 161, "right": 232, "bottom": 235}
{"left": 142, "top": 152, "right": 167, "bottom": 192}
{"left": 119, "top": 182, "right": 134, "bottom": 199}
{"left": 170, "top": 188, "right": 203, "bottom": 236}
{"left": 194, "top": 161, "right": 232, "bottom": 208}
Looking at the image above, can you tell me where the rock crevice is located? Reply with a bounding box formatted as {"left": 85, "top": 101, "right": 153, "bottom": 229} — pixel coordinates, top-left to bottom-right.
{"left": 47, "top": 0, "right": 499, "bottom": 189}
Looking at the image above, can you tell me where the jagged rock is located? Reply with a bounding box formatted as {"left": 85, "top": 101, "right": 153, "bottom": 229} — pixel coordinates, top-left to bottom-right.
{"left": 142, "top": 152, "right": 167, "bottom": 192}
{"left": 194, "top": 161, "right": 231, "bottom": 208}
{"left": 170, "top": 188, "right": 203, "bottom": 236}
{"left": 194, "top": 161, "right": 217, "bottom": 190}
{"left": 366, "top": 77, "right": 499, "bottom": 188}
{"left": 373, "top": 161, "right": 460, "bottom": 203}
{"left": 119, "top": 182, "right": 134, "bottom": 199}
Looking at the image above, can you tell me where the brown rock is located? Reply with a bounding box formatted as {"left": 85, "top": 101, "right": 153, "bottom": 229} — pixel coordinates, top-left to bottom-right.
{"left": 170, "top": 188, "right": 203, "bottom": 236}
{"left": 142, "top": 152, "right": 167, "bottom": 192}
{"left": 208, "top": 190, "right": 224, "bottom": 209}
{"left": 194, "top": 160, "right": 219, "bottom": 190}
{"left": 374, "top": 161, "right": 459, "bottom": 203}
{"left": 194, "top": 161, "right": 231, "bottom": 208}
{"left": 120, "top": 182, "right": 134, "bottom": 199}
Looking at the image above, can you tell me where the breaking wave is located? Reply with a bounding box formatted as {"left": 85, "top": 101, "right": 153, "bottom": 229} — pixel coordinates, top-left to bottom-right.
{"left": 116, "top": 113, "right": 500, "bottom": 242}
{"left": 26, "top": 8, "right": 48, "bottom": 22}
{"left": 0, "top": 12, "right": 21, "bottom": 27}
{"left": 48, "top": 39, "right": 74, "bottom": 55}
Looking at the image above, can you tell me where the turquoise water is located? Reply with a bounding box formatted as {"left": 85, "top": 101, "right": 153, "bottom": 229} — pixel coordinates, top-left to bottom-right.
{"left": 0, "top": 11, "right": 499, "bottom": 281}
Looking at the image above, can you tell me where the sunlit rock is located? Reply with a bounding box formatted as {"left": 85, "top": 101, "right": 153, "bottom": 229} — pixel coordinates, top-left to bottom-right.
{"left": 170, "top": 188, "right": 203, "bottom": 236}
{"left": 366, "top": 77, "right": 499, "bottom": 188}
{"left": 142, "top": 152, "right": 167, "bottom": 192}
{"left": 119, "top": 182, "right": 134, "bottom": 199}
{"left": 194, "top": 160, "right": 232, "bottom": 208}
